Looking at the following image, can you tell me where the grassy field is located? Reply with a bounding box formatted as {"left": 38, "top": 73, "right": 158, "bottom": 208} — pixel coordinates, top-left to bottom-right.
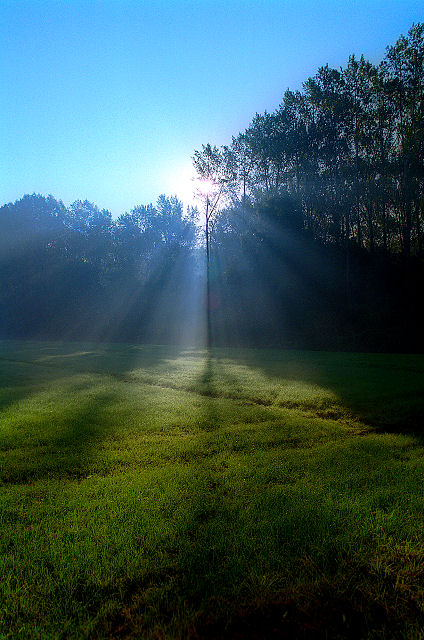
{"left": 1, "top": 340, "right": 424, "bottom": 639}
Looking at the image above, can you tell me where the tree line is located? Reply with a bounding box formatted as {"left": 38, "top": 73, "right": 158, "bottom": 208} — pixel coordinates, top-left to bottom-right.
{"left": 0, "top": 194, "right": 202, "bottom": 344}
{"left": 1, "top": 24, "right": 423, "bottom": 351}
{"left": 194, "top": 23, "right": 424, "bottom": 258}
{"left": 192, "top": 23, "right": 424, "bottom": 351}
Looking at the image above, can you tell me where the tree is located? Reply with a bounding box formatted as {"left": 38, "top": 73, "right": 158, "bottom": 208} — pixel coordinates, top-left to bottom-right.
{"left": 193, "top": 144, "right": 235, "bottom": 344}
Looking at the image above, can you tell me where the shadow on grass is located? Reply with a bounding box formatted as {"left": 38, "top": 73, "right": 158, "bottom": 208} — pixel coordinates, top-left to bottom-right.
{"left": 0, "top": 339, "right": 183, "bottom": 379}
{"left": 191, "top": 577, "right": 420, "bottom": 640}
{"left": 0, "top": 340, "right": 184, "bottom": 484}
{"left": 197, "top": 350, "right": 220, "bottom": 431}
{"left": 2, "top": 341, "right": 424, "bottom": 639}
{"left": 0, "top": 384, "right": 118, "bottom": 484}
{"left": 157, "top": 349, "right": 424, "bottom": 639}
{"left": 0, "top": 338, "right": 186, "bottom": 421}
{"left": 221, "top": 348, "right": 424, "bottom": 441}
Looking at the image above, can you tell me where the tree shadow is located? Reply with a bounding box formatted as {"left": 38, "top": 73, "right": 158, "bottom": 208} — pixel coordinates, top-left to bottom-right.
{"left": 0, "top": 339, "right": 187, "bottom": 485}
{"left": 215, "top": 348, "right": 424, "bottom": 441}
{"left": 0, "top": 339, "right": 184, "bottom": 412}
{"left": 2, "top": 339, "right": 424, "bottom": 639}
{"left": 0, "top": 381, "right": 119, "bottom": 484}
{"left": 149, "top": 348, "right": 424, "bottom": 639}
{"left": 196, "top": 349, "right": 220, "bottom": 431}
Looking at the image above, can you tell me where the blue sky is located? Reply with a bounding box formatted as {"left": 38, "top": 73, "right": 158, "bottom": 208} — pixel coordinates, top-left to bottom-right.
{"left": 1, "top": 0, "right": 423, "bottom": 216}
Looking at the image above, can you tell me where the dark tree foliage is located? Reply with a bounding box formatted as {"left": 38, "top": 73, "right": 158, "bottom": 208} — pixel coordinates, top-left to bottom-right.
{"left": 1, "top": 25, "right": 423, "bottom": 351}
{"left": 196, "top": 24, "right": 424, "bottom": 256}
{"left": 193, "top": 23, "right": 424, "bottom": 351}
{"left": 0, "top": 194, "right": 200, "bottom": 344}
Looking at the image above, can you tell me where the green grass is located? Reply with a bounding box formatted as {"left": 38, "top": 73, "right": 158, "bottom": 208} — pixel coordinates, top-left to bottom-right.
{"left": 1, "top": 340, "right": 424, "bottom": 639}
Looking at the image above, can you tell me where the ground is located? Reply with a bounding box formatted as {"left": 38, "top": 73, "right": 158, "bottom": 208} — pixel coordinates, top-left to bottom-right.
{"left": 1, "top": 340, "right": 424, "bottom": 639}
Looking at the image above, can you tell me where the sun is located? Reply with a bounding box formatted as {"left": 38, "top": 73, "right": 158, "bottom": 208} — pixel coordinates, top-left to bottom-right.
{"left": 166, "top": 161, "right": 217, "bottom": 208}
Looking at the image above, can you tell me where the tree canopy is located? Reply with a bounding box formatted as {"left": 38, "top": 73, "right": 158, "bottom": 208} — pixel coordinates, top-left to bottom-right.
{"left": 194, "top": 23, "right": 424, "bottom": 258}
{"left": 1, "top": 24, "right": 424, "bottom": 351}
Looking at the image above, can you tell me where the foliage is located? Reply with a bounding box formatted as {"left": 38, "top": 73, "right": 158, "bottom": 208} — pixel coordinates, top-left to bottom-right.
{"left": 194, "top": 23, "right": 424, "bottom": 258}
{"left": 0, "top": 193, "right": 200, "bottom": 344}
{"left": 1, "top": 24, "right": 424, "bottom": 350}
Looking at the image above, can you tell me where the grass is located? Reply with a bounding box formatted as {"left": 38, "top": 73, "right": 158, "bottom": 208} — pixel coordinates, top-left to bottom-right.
{"left": 0, "top": 339, "right": 424, "bottom": 639}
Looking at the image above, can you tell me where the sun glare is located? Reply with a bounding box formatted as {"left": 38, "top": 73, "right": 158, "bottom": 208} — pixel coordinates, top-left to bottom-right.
{"left": 167, "top": 163, "right": 216, "bottom": 208}
{"left": 197, "top": 178, "right": 215, "bottom": 196}
{"left": 167, "top": 162, "right": 197, "bottom": 207}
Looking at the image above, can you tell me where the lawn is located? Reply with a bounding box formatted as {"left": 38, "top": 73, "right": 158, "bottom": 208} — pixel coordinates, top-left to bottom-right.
{"left": 1, "top": 340, "right": 424, "bottom": 639}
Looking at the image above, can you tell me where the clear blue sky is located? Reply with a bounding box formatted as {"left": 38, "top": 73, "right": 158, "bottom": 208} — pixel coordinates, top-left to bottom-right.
{"left": 1, "top": 0, "right": 423, "bottom": 216}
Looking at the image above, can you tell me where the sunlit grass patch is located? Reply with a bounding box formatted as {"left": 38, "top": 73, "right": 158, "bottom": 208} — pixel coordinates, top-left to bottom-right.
{"left": 0, "top": 341, "right": 423, "bottom": 638}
